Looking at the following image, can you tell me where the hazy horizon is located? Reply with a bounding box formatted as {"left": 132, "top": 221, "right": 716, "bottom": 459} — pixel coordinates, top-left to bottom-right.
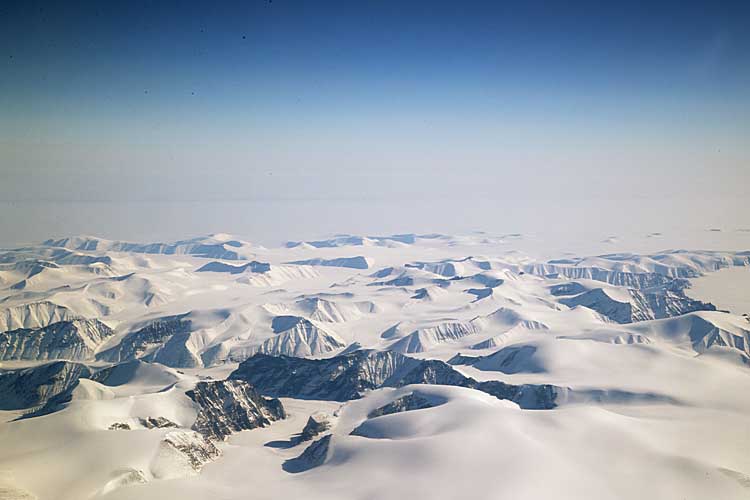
{"left": 2, "top": 1, "right": 748, "bottom": 247}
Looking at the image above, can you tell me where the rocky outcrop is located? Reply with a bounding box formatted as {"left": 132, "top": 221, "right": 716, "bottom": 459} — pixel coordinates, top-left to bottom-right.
{"left": 283, "top": 434, "right": 332, "bottom": 473}
{"left": 560, "top": 287, "right": 715, "bottom": 324}
{"left": 97, "top": 314, "right": 192, "bottom": 364}
{"left": 529, "top": 266, "right": 676, "bottom": 289}
{"left": 196, "top": 261, "right": 270, "bottom": 274}
{"left": 448, "top": 345, "right": 545, "bottom": 374}
{"left": 230, "top": 350, "right": 559, "bottom": 409}
{"left": 0, "top": 361, "right": 90, "bottom": 412}
{"left": 300, "top": 413, "right": 332, "bottom": 441}
{"left": 151, "top": 431, "right": 221, "bottom": 479}
{"left": 367, "top": 392, "right": 439, "bottom": 418}
{"left": 140, "top": 416, "right": 179, "bottom": 429}
{"left": 186, "top": 380, "right": 286, "bottom": 441}
{"left": 108, "top": 418, "right": 178, "bottom": 430}
{"left": 0, "top": 319, "right": 113, "bottom": 361}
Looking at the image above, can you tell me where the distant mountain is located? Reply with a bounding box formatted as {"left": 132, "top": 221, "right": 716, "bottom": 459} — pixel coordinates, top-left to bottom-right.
{"left": 558, "top": 285, "right": 715, "bottom": 323}
{"left": 230, "top": 350, "right": 559, "bottom": 409}
{"left": 43, "top": 234, "right": 255, "bottom": 260}
{"left": 0, "top": 360, "right": 90, "bottom": 412}
{"left": 0, "top": 319, "right": 113, "bottom": 361}
{"left": 288, "top": 256, "right": 373, "bottom": 270}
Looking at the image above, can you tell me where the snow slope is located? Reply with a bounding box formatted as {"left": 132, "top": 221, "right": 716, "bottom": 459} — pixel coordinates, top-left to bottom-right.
{"left": 0, "top": 233, "right": 749, "bottom": 500}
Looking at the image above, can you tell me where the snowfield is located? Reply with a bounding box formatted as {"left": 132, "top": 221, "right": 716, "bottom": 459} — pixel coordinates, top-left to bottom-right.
{"left": 0, "top": 232, "right": 749, "bottom": 499}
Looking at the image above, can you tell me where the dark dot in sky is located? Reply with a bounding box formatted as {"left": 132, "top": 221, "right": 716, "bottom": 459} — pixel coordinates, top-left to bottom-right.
{"left": 144, "top": 90, "right": 149, "bottom": 94}
{"left": 242, "top": 35, "right": 246, "bottom": 39}
{"left": 191, "top": 91, "right": 195, "bottom": 95}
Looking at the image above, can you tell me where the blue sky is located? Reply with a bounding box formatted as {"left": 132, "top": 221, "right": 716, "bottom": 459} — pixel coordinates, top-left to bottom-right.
{"left": 0, "top": 1, "right": 748, "bottom": 243}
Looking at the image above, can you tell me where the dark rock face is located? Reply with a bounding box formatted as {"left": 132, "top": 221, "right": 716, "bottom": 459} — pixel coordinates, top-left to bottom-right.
{"left": 449, "top": 345, "right": 545, "bottom": 375}
{"left": 196, "top": 261, "right": 271, "bottom": 274}
{"left": 300, "top": 413, "right": 331, "bottom": 441}
{"left": 367, "top": 393, "right": 438, "bottom": 419}
{"left": 527, "top": 266, "right": 679, "bottom": 289}
{"left": 139, "top": 416, "right": 178, "bottom": 429}
{"left": 96, "top": 314, "right": 192, "bottom": 363}
{"left": 560, "top": 287, "right": 716, "bottom": 324}
{"left": 0, "top": 319, "right": 114, "bottom": 361}
{"left": 635, "top": 290, "right": 716, "bottom": 320}
{"left": 0, "top": 360, "right": 90, "bottom": 412}
{"left": 186, "top": 380, "right": 286, "bottom": 441}
{"left": 283, "top": 434, "right": 332, "bottom": 473}
{"left": 230, "top": 350, "right": 559, "bottom": 410}
{"left": 109, "top": 422, "right": 131, "bottom": 430}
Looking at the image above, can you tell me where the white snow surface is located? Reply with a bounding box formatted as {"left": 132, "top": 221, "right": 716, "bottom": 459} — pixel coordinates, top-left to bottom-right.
{"left": 0, "top": 233, "right": 749, "bottom": 499}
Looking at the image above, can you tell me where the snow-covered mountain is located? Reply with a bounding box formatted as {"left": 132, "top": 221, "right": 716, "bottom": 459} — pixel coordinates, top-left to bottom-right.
{"left": 1, "top": 233, "right": 749, "bottom": 500}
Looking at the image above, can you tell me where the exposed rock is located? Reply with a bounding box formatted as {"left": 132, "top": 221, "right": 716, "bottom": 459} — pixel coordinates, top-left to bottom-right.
{"left": 109, "top": 422, "right": 131, "bottom": 430}
{"left": 300, "top": 413, "right": 331, "bottom": 441}
{"left": 230, "top": 350, "right": 559, "bottom": 409}
{"left": 530, "top": 266, "right": 676, "bottom": 289}
{"left": 196, "top": 261, "right": 270, "bottom": 274}
{"left": 283, "top": 434, "right": 332, "bottom": 473}
{"left": 186, "top": 380, "right": 285, "bottom": 441}
{"left": 139, "top": 416, "right": 178, "bottom": 429}
{"left": 96, "top": 314, "right": 192, "bottom": 364}
{"left": 0, "top": 319, "right": 114, "bottom": 361}
{"left": 367, "top": 392, "right": 439, "bottom": 418}
{"left": 526, "top": 250, "right": 750, "bottom": 288}
{"left": 151, "top": 431, "right": 221, "bottom": 479}
{"left": 560, "top": 287, "right": 715, "bottom": 324}
{"left": 448, "top": 345, "right": 545, "bottom": 374}
{"left": 0, "top": 361, "right": 90, "bottom": 412}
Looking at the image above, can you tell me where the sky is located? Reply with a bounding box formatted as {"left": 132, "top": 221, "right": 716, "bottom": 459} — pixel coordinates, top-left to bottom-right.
{"left": 0, "top": 0, "right": 748, "bottom": 246}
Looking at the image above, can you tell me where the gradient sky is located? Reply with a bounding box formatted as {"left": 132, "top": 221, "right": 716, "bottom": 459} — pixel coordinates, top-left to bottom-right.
{"left": 0, "top": 1, "right": 748, "bottom": 245}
